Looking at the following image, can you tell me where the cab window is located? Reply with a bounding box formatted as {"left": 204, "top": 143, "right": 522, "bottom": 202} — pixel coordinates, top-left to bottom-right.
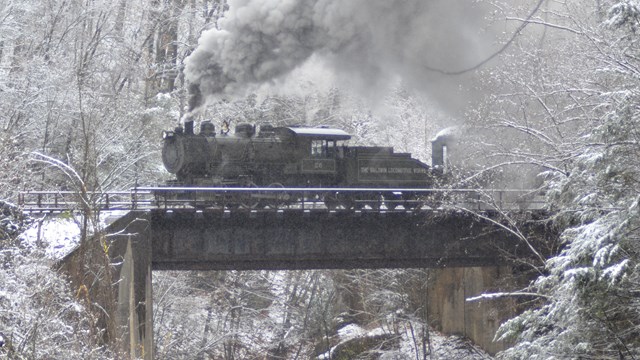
{"left": 311, "top": 140, "right": 336, "bottom": 157}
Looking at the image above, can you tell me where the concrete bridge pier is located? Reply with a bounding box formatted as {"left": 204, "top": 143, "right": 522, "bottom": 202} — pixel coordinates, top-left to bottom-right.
{"left": 102, "top": 213, "right": 154, "bottom": 360}
{"left": 427, "top": 266, "right": 515, "bottom": 354}
{"left": 60, "top": 212, "right": 154, "bottom": 359}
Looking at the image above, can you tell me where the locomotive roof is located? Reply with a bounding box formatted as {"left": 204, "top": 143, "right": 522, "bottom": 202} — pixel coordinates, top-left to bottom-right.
{"left": 276, "top": 127, "right": 351, "bottom": 140}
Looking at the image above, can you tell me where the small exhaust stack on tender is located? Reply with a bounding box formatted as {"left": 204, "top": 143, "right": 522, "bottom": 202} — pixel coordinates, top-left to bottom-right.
{"left": 431, "top": 127, "right": 457, "bottom": 172}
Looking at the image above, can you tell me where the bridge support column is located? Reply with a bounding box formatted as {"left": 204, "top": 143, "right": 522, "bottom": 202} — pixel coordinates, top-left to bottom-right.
{"left": 59, "top": 212, "right": 154, "bottom": 359}
{"left": 427, "top": 266, "right": 515, "bottom": 355}
{"left": 108, "top": 213, "right": 154, "bottom": 360}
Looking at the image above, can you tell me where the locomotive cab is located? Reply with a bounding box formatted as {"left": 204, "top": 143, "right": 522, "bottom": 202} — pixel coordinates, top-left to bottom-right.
{"left": 274, "top": 126, "right": 351, "bottom": 185}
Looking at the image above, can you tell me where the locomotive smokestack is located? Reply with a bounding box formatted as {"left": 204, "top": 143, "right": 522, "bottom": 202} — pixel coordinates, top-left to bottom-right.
{"left": 181, "top": 112, "right": 195, "bottom": 135}
{"left": 184, "top": 120, "right": 194, "bottom": 135}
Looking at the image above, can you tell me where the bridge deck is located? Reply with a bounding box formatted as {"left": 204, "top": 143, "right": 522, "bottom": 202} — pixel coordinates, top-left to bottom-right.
{"left": 145, "top": 208, "right": 544, "bottom": 270}
{"left": 20, "top": 187, "right": 548, "bottom": 269}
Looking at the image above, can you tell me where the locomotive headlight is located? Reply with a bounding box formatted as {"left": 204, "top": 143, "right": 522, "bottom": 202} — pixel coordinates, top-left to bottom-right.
{"left": 162, "top": 130, "right": 174, "bottom": 140}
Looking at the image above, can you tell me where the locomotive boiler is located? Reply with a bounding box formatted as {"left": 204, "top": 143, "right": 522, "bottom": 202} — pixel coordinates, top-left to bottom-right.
{"left": 160, "top": 120, "right": 439, "bottom": 209}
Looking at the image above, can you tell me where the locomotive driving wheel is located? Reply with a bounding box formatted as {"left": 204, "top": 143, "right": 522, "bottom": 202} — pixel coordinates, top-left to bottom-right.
{"left": 338, "top": 192, "right": 355, "bottom": 210}
{"left": 239, "top": 181, "right": 260, "bottom": 209}
{"left": 323, "top": 192, "right": 339, "bottom": 210}
{"left": 361, "top": 192, "right": 382, "bottom": 210}
{"left": 265, "top": 183, "right": 286, "bottom": 209}
{"left": 383, "top": 192, "right": 401, "bottom": 210}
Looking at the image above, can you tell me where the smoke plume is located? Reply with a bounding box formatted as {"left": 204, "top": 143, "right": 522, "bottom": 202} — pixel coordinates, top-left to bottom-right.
{"left": 184, "top": 0, "right": 498, "bottom": 116}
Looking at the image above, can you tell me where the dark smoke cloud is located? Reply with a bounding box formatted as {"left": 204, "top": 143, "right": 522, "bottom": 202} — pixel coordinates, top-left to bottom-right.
{"left": 184, "top": 0, "right": 498, "bottom": 116}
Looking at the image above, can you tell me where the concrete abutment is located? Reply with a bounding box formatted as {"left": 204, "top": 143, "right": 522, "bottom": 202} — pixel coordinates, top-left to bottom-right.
{"left": 60, "top": 212, "right": 154, "bottom": 359}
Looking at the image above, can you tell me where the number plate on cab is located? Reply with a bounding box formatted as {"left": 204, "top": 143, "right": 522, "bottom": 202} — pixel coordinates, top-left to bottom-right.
{"left": 301, "top": 159, "right": 336, "bottom": 173}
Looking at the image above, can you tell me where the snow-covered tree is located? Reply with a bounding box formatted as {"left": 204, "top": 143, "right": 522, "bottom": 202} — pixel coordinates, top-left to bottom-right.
{"left": 0, "top": 202, "right": 113, "bottom": 359}
{"left": 477, "top": 1, "right": 640, "bottom": 358}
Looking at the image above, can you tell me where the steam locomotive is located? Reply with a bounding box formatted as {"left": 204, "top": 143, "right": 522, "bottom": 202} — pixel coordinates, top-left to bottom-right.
{"left": 160, "top": 120, "right": 445, "bottom": 209}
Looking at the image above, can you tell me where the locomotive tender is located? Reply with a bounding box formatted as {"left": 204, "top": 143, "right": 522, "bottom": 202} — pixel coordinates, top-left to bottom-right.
{"left": 161, "top": 120, "right": 440, "bottom": 209}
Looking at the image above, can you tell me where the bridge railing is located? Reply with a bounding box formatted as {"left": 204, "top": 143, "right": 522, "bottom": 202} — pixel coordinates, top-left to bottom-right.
{"left": 448, "top": 189, "right": 547, "bottom": 211}
{"left": 141, "top": 187, "right": 546, "bottom": 211}
{"left": 18, "top": 187, "right": 546, "bottom": 212}
{"left": 17, "top": 190, "right": 155, "bottom": 212}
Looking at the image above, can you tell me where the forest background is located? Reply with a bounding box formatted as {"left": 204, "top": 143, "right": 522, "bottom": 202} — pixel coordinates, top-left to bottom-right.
{"left": 1, "top": 0, "right": 640, "bottom": 359}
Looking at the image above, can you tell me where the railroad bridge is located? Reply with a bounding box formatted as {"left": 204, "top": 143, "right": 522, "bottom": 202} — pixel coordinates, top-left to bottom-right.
{"left": 21, "top": 188, "right": 551, "bottom": 359}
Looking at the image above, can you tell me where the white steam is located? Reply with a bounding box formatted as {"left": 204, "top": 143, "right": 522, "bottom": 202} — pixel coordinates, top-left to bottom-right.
{"left": 184, "top": 0, "right": 498, "bottom": 116}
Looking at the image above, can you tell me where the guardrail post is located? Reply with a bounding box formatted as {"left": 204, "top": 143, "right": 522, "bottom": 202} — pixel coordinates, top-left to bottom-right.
{"left": 130, "top": 189, "right": 136, "bottom": 210}
{"left": 163, "top": 191, "right": 168, "bottom": 210}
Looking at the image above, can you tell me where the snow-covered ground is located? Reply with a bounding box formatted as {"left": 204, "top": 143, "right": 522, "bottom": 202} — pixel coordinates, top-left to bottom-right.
{"left": 318, "top": 321, "right": 492, "bottom": 359}
{"left": 19, "top": 216, "right": 80, "bottom": 260}
{"left": 18, "top": 210, "right": 131, "bottom": 260}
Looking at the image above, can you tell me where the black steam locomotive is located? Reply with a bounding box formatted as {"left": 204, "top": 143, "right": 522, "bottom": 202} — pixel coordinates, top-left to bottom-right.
{"left": 160, "top": 120, "right": 443, "bottom": 209}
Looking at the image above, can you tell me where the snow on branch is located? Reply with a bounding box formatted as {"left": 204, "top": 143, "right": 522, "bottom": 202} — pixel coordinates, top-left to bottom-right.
{"left": 466, "top": 292, "right": 551, "bottom": 302}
